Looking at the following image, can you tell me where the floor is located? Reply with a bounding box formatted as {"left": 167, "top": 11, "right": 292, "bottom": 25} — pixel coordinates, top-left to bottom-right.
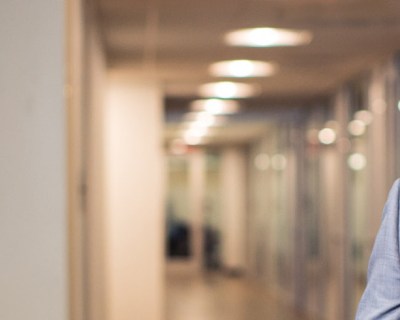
{"left": 166, "top": 273, "right": 317, "bottom": 320}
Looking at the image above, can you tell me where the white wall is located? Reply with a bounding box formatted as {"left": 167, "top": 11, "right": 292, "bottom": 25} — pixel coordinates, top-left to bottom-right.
{"left": 0, "top": 0, "right": 67, "bottom": 319}
{"left": 104, "top": 73, "right": 164, "bottom": 320}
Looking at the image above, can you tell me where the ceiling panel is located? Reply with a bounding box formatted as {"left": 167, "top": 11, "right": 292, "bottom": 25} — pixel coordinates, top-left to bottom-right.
{"left": 97, "top": 0, "right": 400, "bottom": 100}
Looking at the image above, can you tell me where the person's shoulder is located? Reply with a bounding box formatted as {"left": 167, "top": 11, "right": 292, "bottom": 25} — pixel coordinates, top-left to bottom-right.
{"left": 393, "top": 178, "right": 400, "bottom": 186}
{"left": 383, "top": 179, "right": 400, "bottom": 219}
{"left": 389, "top": 179, "right": 400, "bottom": 195}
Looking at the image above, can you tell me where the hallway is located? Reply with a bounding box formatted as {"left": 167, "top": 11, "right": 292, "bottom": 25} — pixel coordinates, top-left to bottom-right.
{"left": 4, "top": 0, "right": 400, "bottom": 320}
{"left": 166, "top": 273, "right": 317, "bottom": 320}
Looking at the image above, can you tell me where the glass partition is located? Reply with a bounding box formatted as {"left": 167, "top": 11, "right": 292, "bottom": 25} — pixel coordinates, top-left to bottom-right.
{"left": 248, "top": 122, "right": 295, "bottom": 297}
{"left": 166, "top": 155, "right": 191, "bottom": 258}
{"left": 346, "top": 78, "right": 370, "bottom": 318}
{"left": 203, "top": 151, "right": 222, "bottom": 269}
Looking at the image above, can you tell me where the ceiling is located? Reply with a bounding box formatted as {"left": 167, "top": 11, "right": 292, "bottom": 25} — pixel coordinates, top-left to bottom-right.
{"left": 96, "top": 0, "right": 400, "bottom": 145}
{"left": 97, "top": 0, "right": 400, "bottom": 102}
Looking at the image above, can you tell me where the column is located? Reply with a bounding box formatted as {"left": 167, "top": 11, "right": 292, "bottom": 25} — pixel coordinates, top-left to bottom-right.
{"left": 189, "top": 149, "right": 206, "bottom": 271}
{"left": 323, "top": 89, "right": 350, "bottom": 320}
{"left": 220, "top": 147, "right": 247, "bottom": 274}
{"left": 0, "top": 0, "right": 68, "bottom": 319}
{"left": 367, "top": 66, "right": 391, "bottom": 237}
{"left": 104, "top": 72, "right": 164, "bottom": 320}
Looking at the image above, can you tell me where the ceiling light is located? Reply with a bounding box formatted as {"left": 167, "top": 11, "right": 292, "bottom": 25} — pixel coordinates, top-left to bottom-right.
{"left": 209, "top": 60, "right": 277, "bottom": 78}
{"left": 190, "top": 99, "right": 240, "bottom": 114}
{"left": 184, "top": 112, "right": 216, "bottom": 126}
{"left": 183, "top": 127, "right": 208, "bottom": 145}
{"left": 318, "top": 128, "right": 336, "bottom": 145}
{"left": 348, "top": 153, "right": 367, "bottom": 171}
{"left": 225, "top": 27, "right": 313, "bottom": 47}
{"left": 271, "top": 154, "right": 287, "bottom": 171}
{"left": 184, "top": 134, "right": 202, "bottom": 146}
{"left": 184, "top": 126, "right": 208, "bottom": 137}
{"left": 348, "top": 120, "right": 366, "bottom": 136}
{"left": 198, "top": 81, "right": 257, "bottom": 99}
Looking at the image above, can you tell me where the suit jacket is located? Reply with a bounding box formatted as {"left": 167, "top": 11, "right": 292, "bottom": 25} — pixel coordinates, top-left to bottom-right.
{"left": 356, "top": 179, "right": 400, "bottom": 319}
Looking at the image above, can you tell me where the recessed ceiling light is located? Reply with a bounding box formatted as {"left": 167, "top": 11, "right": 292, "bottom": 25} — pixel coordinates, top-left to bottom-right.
{"left": 184, "top": 134, "right": 203, "bottom": 145}
{"left": 348, "top": 120, "right": 366, "bottom": 136}
{"left": 185, "top": 126, "right": 208, "bottom": 137}
{"left": 318, "top": 128, "right": 336, "bottom": 145}
{"left": 198, "top": 81, "right": 257, "bottom": 99}
{"left": 190, "top": 99, "right": 240, "bottom": 114}
{"left": 271, "top": 154, "right": 287, "bottom": 171}
{"left": 184, "top": 112, "right": 217, "bottom": 126}
{"left": 183, "top": 126, "right": 210, "bottom": 145}
{"left": 348, "top": 153, "right": 367, "bottom": 171}
{"left": 209, "top": 60, "right": 277, "bottom": 78}
{"left": 225, "top": 27, "right": 313, "bottom": 47}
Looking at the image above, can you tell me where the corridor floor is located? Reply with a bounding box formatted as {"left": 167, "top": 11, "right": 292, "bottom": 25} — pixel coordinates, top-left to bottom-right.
{"left": 166, "top": 273, "right": 317, "bottom": 320}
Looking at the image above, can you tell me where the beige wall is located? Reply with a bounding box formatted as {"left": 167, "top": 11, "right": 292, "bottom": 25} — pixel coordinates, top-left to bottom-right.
{"left": 0, "top": 0, "right": 67, "bottom": 319}
{"left": 67, "top": 0, "right": 108, "bottom": 319}
{"left": 85, "top": 2, "right": 108, "bottom": 320}
{"left": 104, "top": 73, "right": 165, "bottom": 320}
{"left": 66, "top": 0, "right": 84, "bottom": 318}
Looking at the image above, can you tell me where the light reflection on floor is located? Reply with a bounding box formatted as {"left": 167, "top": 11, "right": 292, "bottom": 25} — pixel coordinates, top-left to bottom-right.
{"left": 166, "top": 273, "right": 317, "bottom": 320}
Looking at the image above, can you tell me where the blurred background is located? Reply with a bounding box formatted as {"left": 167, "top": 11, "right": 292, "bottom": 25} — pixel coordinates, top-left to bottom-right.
{"left": 2, "top": 0, "right": 400, "bottom": 320}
